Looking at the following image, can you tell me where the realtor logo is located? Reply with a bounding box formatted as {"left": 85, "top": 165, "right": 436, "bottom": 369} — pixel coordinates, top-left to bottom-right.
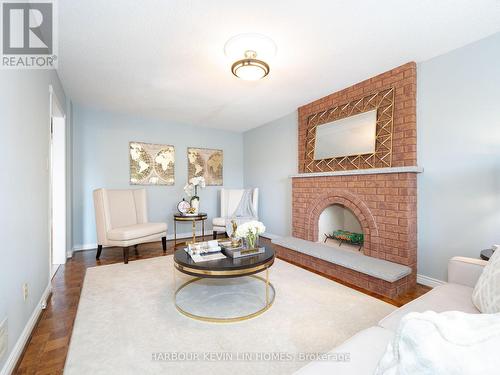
{"left": 1, "top": 0, "right": 57, "bottom": 68}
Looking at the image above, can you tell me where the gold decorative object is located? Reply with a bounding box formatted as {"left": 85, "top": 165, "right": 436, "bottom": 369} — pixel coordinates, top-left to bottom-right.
{"left": 129, "top": 142, "right": 175, "bottom": 185}
{"left": 187, "top": 147, "right": 223, "bottom": 186}
{"left": 230, "top": 220, "right": 241, "bottom": 247}
{"left": 304, "top": 87, "right": 395, "bottom": 172}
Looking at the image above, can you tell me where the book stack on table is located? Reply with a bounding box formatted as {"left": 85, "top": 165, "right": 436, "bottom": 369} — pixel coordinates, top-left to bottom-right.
{"left": 185, "top": 240, "right": 226, "bottom": 263}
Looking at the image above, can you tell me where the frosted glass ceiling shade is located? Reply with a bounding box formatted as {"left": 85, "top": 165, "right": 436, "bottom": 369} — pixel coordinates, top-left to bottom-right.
{"left": 231, "top": 57, "right": 270, "bottom": 80}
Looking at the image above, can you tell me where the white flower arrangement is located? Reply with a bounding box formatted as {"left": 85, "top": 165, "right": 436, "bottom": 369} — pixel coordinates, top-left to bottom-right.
{"left": 235, "top": 221, "right": 266, "bottom": 249}
{"left": 190, "top": 176, "right": 206, "bottom": 187}
{"left": 183, "top": 176, "right": 206, "bottom": 197}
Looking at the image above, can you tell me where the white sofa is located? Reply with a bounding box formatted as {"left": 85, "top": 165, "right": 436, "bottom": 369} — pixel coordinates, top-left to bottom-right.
{"left": 212, "top": 188, "right": 259, "bottom": 238}
{"left": 295, "top": 256, "right": 488, "bottom": 374}
{"left": 93, "top": 188, "right": 167, "bottom": 263}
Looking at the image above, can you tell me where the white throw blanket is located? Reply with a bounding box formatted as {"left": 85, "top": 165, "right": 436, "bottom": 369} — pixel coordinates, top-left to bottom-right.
{"left": 232, "top": 188, "right": 257, "bottom": 218}
{"left": 375, "top": 311, "right": 500, "bottom": 375}
{"left": 224, "top": 189, "right": 257, "bottom": 234}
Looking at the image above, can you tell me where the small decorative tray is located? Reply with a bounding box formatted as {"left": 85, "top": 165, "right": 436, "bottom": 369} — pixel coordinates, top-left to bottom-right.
{"left": 223, "top": 247, "right": 265, "bottom": 259}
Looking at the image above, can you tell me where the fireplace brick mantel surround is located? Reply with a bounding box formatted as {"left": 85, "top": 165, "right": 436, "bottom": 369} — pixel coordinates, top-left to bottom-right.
{"left": 291, "top": 172, "right": 418, "bottom": 287}
{"left": 277, "top": 62, "right": 419, "bottom": 299}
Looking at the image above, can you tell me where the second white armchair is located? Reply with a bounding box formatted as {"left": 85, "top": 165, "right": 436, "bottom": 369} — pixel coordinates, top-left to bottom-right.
{"left": 212, "top": 188, "right": 259, "bottom": 239}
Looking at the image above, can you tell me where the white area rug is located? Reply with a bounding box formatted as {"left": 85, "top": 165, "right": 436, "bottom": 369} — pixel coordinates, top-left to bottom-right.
{"left": 65, "top": 256, "right": 395, "bottom": 374}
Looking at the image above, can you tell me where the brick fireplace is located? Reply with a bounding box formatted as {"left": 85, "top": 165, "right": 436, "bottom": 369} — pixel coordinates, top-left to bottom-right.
{"left": 291, "top": 172, "right": 418, "bottom": 291}
{"left": 275, "top": 62, "right": 420, "bottom": 299}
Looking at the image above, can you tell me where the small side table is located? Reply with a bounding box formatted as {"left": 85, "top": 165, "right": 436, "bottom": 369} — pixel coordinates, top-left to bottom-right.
{"left": 480, "top": 248, "right": 495, "bottom": 261}
{"left": 173, "top": 213, "right": 207, "bottom": 249}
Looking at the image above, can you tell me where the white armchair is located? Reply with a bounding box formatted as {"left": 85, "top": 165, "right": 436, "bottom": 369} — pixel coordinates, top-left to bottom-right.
{"left": 93, "top": 188, "right": 167, "bottom": 263}
{"left": 212, "top": 188, "right": 259, "bottom": 239}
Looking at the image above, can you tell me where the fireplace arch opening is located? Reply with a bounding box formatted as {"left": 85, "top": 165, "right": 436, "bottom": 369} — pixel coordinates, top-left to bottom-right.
{"left": 318, "top": 204, "right": 364, "bottom": 251}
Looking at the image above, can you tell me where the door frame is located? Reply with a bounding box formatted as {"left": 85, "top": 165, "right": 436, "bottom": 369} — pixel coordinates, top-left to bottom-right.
{"left": 49, "top": 85, "right": 66, "bottom": 279}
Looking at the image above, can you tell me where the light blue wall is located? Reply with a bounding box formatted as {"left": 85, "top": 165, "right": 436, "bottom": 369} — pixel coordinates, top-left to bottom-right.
{"left": 243, "top": 112, "right": 298, "bottom": 237}
{"left": 417, "top": 32, "right": 500, "bottom": 281}
{"left": 72, "top": 105, "right": 244, "bottom": 248}
{"left": 0, "top": 70, "right": 66, "bottom": 371}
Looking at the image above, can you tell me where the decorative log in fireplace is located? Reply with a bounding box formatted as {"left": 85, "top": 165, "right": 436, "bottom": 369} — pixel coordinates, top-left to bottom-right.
{"left": 324, "top": 230, "right": 364, "bottom": 251}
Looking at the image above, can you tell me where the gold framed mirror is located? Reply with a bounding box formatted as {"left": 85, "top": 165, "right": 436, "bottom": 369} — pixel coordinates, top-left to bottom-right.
{"left": 304, "top": 87, "right": 395, "bottom": 172}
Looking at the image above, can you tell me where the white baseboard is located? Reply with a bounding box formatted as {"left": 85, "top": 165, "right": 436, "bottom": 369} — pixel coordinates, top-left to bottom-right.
{"left": 417, "top": 274, "right": 445, "bottom": 288}
{"left": 72, "top": 243, "right": 100, "bottom": 252}
{"left": 72, "top": 230, "right": 211, "bottom": 252}
{"left": 0, "top": 283, "right": 52, "bottom": 375}
{"left": 74, "top": 231, "right": 283, "bottom": 252}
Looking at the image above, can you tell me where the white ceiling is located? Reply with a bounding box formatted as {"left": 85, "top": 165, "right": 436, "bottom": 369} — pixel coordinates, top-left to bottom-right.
{"left": 58, "top": 0, "right": 500, "bottom": 132}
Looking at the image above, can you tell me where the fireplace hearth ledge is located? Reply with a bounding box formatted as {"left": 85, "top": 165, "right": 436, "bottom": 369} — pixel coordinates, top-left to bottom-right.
{"left": 272, "top": 236, "right": 411, "bottom": 283}
{"left": 289, "top": 166, "right": 423, "bottom": 178}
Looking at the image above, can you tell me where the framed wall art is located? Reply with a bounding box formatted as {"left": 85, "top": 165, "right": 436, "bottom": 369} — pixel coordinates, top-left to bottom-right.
{"left": 129, "top": 142, "right": 175, "bottom": 185}
{"left": 187, "top": 147, "right": 223, "bottom": 186}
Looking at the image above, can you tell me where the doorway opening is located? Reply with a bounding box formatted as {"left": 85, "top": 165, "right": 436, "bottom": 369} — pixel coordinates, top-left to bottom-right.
{"left": 49, "top": 86, "right": 66, "bottom": 278}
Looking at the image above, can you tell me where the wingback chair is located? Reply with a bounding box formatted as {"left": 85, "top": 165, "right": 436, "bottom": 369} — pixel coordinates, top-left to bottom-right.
{"left": 212, "top": 188, "right": 259, "bottom": 239}
{"left": 93, "top": 188, "right": 167, "bottom": 263}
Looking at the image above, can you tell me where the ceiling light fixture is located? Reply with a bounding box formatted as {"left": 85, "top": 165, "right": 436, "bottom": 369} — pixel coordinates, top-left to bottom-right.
{"left": 231, "top": 50, "right": 270, "bottom": 80}
{"left": 224, "top": 33, "right": 276, "bottom": 81}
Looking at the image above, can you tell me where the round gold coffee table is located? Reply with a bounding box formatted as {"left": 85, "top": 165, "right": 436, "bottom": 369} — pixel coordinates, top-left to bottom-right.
{"left": 173, "top": 246, "right": 275, "bottom": 323}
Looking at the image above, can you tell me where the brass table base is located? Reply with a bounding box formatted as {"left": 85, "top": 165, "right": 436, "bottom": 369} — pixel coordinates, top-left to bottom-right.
{"left": 174, "top": 270, "right": 275, "bottom": 323}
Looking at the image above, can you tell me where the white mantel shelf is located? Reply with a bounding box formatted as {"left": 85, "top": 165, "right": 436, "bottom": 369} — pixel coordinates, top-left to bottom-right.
{"left": 289, "top": 166, "right": 423, "bottom": 178}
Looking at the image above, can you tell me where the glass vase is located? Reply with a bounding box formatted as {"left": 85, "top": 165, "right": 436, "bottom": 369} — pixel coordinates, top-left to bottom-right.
{"left": 245, "top": 234, "right": 259, "bottom": 249}
{"left": 190, "top": 196, "right": 199, "bottom": 214}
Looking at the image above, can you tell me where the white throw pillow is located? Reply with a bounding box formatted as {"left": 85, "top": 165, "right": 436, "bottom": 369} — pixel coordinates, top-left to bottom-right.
{"left": 375, "top": 311, "right": 500, "bottom": 375}
{"left": 472, "top": 245, "right": 500, "bottom": 313}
